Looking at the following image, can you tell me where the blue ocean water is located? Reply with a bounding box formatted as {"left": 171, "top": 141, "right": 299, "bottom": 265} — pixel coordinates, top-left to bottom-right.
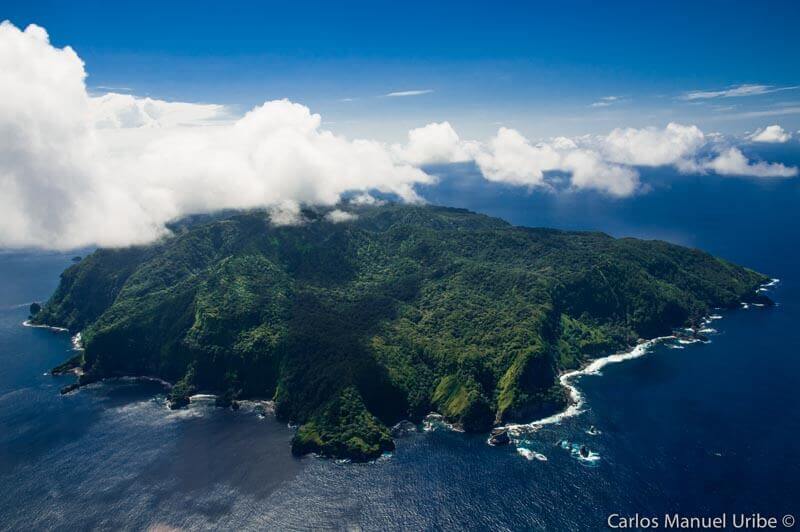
{"left": 1, "top": 149, "right": 799, "bottom": 530}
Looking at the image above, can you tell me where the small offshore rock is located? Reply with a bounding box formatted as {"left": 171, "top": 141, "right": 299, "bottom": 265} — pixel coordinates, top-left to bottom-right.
{"left": 214, "top": 389, "right": 240, "bottom": 409}
{"left": 214, "top": 395, "right": 231, "bottom": 408}
{"left": 168, "top": 396, "right": 190, "bottom": 409}
{"left": 748, "top": 293, "right": 775, "bottom": 307}
{"left": 60, "top": 383, "right": 80, "bottom": 395}
{"left": 51, "top": 354, "right": 82, "bottom": 376}
{"left": 489, "top": 428, "right": 511, "bottom": 445}
{"left": 391, "top": 420, "right": 418, "bottom": 438}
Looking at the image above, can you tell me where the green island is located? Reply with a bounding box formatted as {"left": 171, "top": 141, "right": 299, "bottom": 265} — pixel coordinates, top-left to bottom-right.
{"left": 31, "top": 204, "right": 771, "bottom": 461}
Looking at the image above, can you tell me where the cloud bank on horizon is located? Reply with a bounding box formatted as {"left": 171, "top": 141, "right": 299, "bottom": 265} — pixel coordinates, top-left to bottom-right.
{"left": 1, "top": 21, "right": 797, "bottom": 250}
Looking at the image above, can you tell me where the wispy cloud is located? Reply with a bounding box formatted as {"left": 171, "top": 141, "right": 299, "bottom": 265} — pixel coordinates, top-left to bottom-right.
{"left": 94, "top": 85, "right": 133, "bottom": 92}
{"left": 712, "top": 105, "right": 800, "bottom": 120}
{"left": 339, "top": 97, "right": 357, "bottom": 102}
{"left": 384, "top": 89, "right": 434, "bottom": 97}
{"left": 681, "top": 84, "right": 800, "bottom": 100}
{"left": 590, "top": 96, "right": 620, "bottom": 108}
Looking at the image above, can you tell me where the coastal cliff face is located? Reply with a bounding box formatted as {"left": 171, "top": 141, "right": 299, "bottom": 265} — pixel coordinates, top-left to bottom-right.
{"left": 33, "top": 205, "right": 769, "bottom": 460}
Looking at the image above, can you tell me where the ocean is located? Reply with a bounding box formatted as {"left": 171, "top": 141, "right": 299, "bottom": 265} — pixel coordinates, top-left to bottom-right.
{"left": 1, "top": 146, "right": 799, "bottom": 530}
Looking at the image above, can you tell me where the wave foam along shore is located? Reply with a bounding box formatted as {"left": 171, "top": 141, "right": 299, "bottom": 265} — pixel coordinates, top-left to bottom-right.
{"left": 24, "top": 321, "right": 85, "bottom": 351}
{"left": 517, "top": 447, "right": 548, "bottom": 461}
{"left": 755, "top": 278, "right": 780, "bottom": 294}
{"left": 505, "top": 335, "right": 676, "bottom": 436}
{"left": 189, "top": 394, "right": 217, "bottom": 404}
{"left": 71, "top": 332, "right": 83, "bottom": 350}
{"left": 504, "top": 281, "right": 777, "bottom": 444}
{"left": 21, "top": 320, "right": 68, "bottom": 332}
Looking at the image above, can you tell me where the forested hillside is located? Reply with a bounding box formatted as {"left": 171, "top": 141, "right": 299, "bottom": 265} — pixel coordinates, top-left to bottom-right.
{"left": 33, "top": 205, "right": 769, "bottom": 460}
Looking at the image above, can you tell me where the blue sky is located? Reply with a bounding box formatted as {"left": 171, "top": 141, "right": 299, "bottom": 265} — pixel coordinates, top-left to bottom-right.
{"left": 4, "top": 0, "right": 800, "bottom": 140}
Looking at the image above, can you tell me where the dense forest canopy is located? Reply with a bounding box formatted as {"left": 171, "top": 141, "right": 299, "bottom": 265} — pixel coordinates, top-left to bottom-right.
{"left": 33, "top": 204, "right": 769, "bottom": 460}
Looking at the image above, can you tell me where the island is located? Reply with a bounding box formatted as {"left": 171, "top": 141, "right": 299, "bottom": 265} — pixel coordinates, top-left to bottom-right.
{"left": 31, "top": 204, "right": 771, "bottom": 461}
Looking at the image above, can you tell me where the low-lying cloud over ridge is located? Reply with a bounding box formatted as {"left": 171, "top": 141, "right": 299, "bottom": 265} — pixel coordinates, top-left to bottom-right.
{"left": 0, "top": 22, "right": 431, "bottom": 249}
{"left": 0, "top": 21, "right": 797, "bottom": 250}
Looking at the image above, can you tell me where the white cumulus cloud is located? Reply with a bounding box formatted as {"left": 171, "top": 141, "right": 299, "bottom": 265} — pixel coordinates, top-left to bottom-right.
{"left": 602, "top": 123, "right": 706, "bottom": 166}
{"left": 1, "top": 20, "right": 797, "bottom": 250}
{"left": 464, "top": 122, "right": 796, "bottom": 195}
{"left": 748, "top": 124, "right": 791, "bottom": 143}
{"left": 392, "top": 121, "right": 475, "bottom": 165}
{"left": 471, "top": 128, "right": 640, "bottom": 196}
{"left": 473, "top": 128, "right": 561, "bottom": 187}
{"left": 561, "top": 150, "right": 639, "bottom": 197}
{"left": 704, "top": 148, "right": 798, "bottom": 178}
{"left": 0, "top": 21, "right": 155, "bottom": 249}
{"left": 90, "top": 92, "right": 231, "bottom": 129}
{"left": 0, "top": 21, "right": 432, "bottom": 249}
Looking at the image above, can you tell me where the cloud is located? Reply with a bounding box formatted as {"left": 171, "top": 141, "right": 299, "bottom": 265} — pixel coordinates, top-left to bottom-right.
{"left": 602, "top": 123, "right": 706, "bottom": 166}
{"left": 472, "top": 128, "right": 639, "bottom": 196}
{"left": 384, "top": 89, "right": 434, "bottom": 97}
{"left": 551, "top": 136, "right": 578, "bottom": 150}
{"left": 705, "top": 148, "right": 798, "bottom": 178}
{"left": 267, "top": 200, "right": 304, "bottom": 226}
{"left": 473, "top": 128, "right": 561, "bottom": 187}
{"left": 349, "top": 193, "right": 385, "bottom": 206}
{"left": 681, "top": 84, "right": 800, "bottom": 100}
{"left": 467, "top": 122, "right": 797, "bottom": 196}
{"left": 589, "top": 96, "right": 619, "bottom": 108}
{"left": 392, "top": 121, "right": 475, "bottom": 165}
{"left": 325, "top": 209, "right": 358, "bottom": 223}
{"left": 561, "top": 150, "right": 639, "bottom": 196}
{"left": 90, "top": 92, "right": 231, "bottom": 128}
{"left": 0, "top": 21, "right": 432, "bottom": 249}
{"left": 93, "top": 85, "right": 133, "bottom": 92}
{"left": 748, "top": 124, "right": 791, "bottom": 143}
{"left": 108, "top": 98, "right": 434, "bottom": 226}
{"left": 0, "top": 21, "right": 138, "bottom": 250}
{"left": 1, "top": 21, "right": 797, "bottom": 250}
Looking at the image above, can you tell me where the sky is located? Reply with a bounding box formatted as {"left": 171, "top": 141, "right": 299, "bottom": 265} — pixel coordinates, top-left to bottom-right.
{"left": 1, "top": 1, "right": 799, "bottom": 249}
{"left": 4, "top": 0, "right": 800, "bottom": 139}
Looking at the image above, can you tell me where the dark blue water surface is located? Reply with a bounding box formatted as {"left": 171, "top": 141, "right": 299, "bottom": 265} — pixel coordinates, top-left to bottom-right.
{"left": 1, "top": 151, "right": 799, "bottom": 530}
